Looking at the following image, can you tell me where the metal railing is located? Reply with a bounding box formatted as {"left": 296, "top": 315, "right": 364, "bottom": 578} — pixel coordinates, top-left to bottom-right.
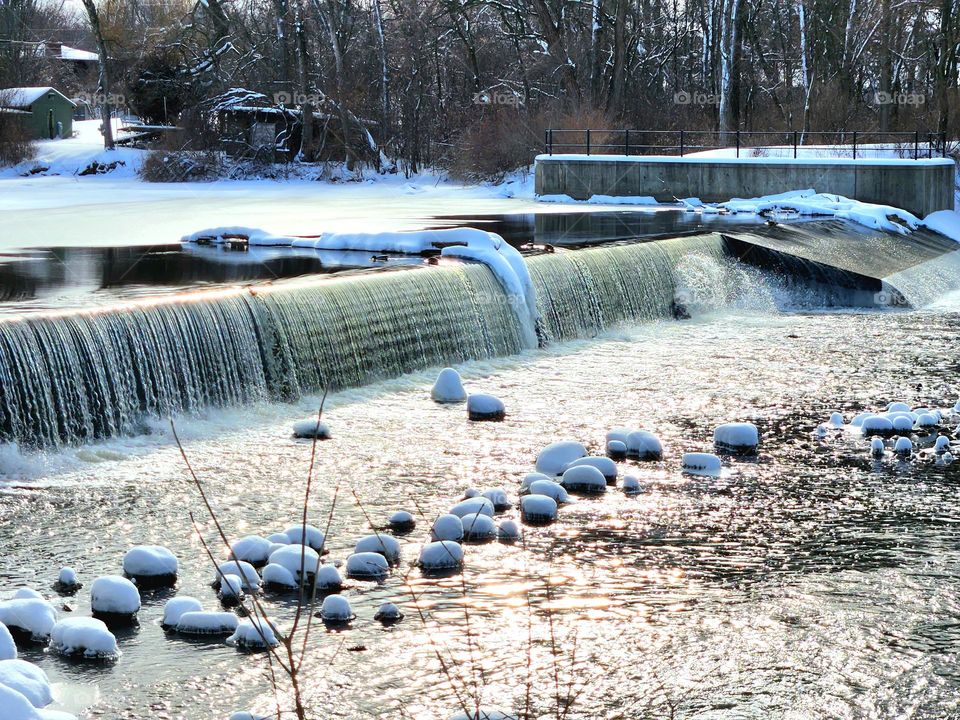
{"left": 543, "top": 129, "right": 949, "bottom": 160}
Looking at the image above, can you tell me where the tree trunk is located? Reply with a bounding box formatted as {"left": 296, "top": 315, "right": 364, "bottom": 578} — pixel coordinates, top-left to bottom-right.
{"left": 937, "top": 0, "right": 954, "bottom": 136}
{"left": 878, "top": 0, "right": 893, "bottom": 131}
{"left": 295, "top": 2, "right": 316, "bottom": 163}
{"left": 717, "top": 0, "right": 741, "bottom": 132}
{"left": 80, "top": 0, "right": 114, "bottom": 150}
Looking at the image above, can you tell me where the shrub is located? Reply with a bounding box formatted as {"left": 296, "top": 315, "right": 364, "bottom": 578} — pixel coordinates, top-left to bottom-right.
{"left": 139, "top": 149, "right": 222, "bottom": 182}
{"left": 0, "top": 111, "right": 36, "bottom": 166}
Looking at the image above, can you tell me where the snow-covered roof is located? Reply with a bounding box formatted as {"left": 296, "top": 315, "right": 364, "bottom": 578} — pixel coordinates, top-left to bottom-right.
{"left": 0, "top": 87, "right": 76, "bottom": 110}
{"left": 59, "top": 45, "right": 98, "bottom": 62}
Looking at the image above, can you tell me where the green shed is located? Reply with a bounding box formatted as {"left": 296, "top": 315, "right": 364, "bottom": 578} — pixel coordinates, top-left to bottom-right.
{"left": 0, "top": 87, "right": 76, "bottom": 139}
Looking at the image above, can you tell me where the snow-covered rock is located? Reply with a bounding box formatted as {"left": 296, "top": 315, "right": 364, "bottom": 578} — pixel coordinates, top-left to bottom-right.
{"left": 462, "top": 514, "right": 497, "bottom": 542}
{"left": 354, "top": 534, "right": 401, "bottom": 565}
{"left": 122, "top": 546, "right": 177, "bottom": 585}
{"left": 563, "top": 456, "right": 617, "bottom": 482}
{"left": 267, "top": 545, "right": 321, "bottom": 582}
{"left": 894, "top": 436, "right": 913, "bottom": 457}
{"left": 292, "top": 419, "right": 331, "bottom": 439}
{"left": 535, "top": 441, "right": 587, "bottom": 475}
{"left": 12, "top": 589, "right": 42, "bottom": 600}
{"left": 213, "top": 561, "right": 262, "bottom": 591}
{"left": 374, "top": 602, "right": 403, "bottom": 623}
{"left": 891, "top": 415, "right": 914, "bottom": 432}
{"left": 481, "top": 487, "right": 512, "bottom": 511}
{"left": 519, "top": 472, "right": 553, "bottom": 493}
{"left": 227, "top": 617, "right": 280, "bottom": 649}
{"left": 432, "top": 368, "right": 467, "bottom": 403}
{"left": 681, "top": 453, "right": 722, "bottom": 477}
{"left": 850, "top": 412, "right": 878, "bottom": 427}
{"left": 828, "top": 412, "right": 845, "bottom": 428}
{"left": 560, "top": 465, "right": 606, "bottom": 494}
{"left": 861, "top": 416, "right": 896, "bottom": 437}
{"left": 419, "top": 541, "right": 464, "bottom": 571}
{"left": 814, "top": 424, "right": 828, "bottom": 438}
{"left": 219, "top": 575, "right": 244, "bottom": 601}
{"left": 606, "top": 440, "right": 627, "bottom": 460}
{"left": 266, "top": 532, "right": 291, "bottom": 544}
{"left": 319, "top": 594, "right": 354, "bottom": 623}
{"left": 888, "top": 402, "right": 911, "bottom": 413}
{"left": 448, "top": 707, "right": 518, "bottom": 719}
{"left": 626, "top": 431, "right": 663, "bottom": 460}
{"left": 497, "top": 520, "right": 521, "bottom": 542}
{"left": 315, "top": 564, "right": 343, "bottom": 591}
{"left": 0, "top": 599, "right": 57, "bottom": 642}
{"left": 916, "top": 413, "right": 938, "bottom": 429}
{"left": 431, "top": 514, "right": 465, "bottom": 543}
{"left": 463, "top": 487, "right": 481, "bottom": 499}
{"left": 175, "top": 611, "right": 240, "bottom": 635}
{"left": 0, "top": 622, "right": 16, "bottom": 660}
{"left": 528, "top": 479, "right": 569, "bottom": 503}
{"left": 870, "top": 438, "right": 886, "bottom": 458}
{"left": 935, "top": 436, "right": 951, "bottom": 453}
{"left": 54, "top": 568, "right": 81, "bottom": 592}
{"left": 283, "top": 524, "right": 326, "bottom": 551}
{"left": 161, "top": 597, "right": 204, "bottom": 628}
{"left": 520, "top": 494, "right": 558, "bottom": 523}
{"left": 50, "top": 617, "right": 119, "bottom": 658}
{"left": 467, "top": 394, "right": 505, "bottom": 421}
{"left": 90, "top": 576, "right": 140, "bottom": 618}
{"left": 714, "top": 422, "right": 759, "bottom": 454}
{"left": 261, "top": 564, "right": 297, "bottom": 590}
{"left": 230, "top": 536, "right": 273, "bottom": 566}
{"left": 0, "top": 659, "right": 51, "bottom": 708}
{"left": 228, "top": 713, "right": 269, "bottom": 720}
{"left": 449, "top": 497, "right": 495, "bottom": 519}
{"left": 388, "top": 510, "right": 416, "bottom": 531}
{"left": 345, "top": 552, "right": 390, "bottom": 579}
{"left": 621, "top": 475, "right": 643, "bottom": 494}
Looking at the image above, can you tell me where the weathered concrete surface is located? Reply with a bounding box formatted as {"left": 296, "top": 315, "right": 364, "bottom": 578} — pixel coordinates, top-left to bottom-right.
{"left": 534, "top": 155, "right": 956, "bottom": 217}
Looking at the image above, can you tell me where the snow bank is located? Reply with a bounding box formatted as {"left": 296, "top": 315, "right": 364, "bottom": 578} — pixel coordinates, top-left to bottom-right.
{"left": 520, "top": 494, "right": 558, "bottom": 523}
{"left": 560, "top": 465, "right": 606, "bottom": 494}
{"left": 431, "top": 514, "right": 464, "bottom": 543}
{"left": 230, "top": 536, "right": 273, "bottom": 566}
{"left": 50, "top": 617, "right": 119, "bottom": 658}
{"left": 467, "top": 394, "right": 506, "bottom": 421}
{"left": 122, "top": 546, "right": 178, "bottom": 580}
{"left": 162, "top": 597, "right": 204, "bottom": 627}
{"left": 921, "top": 210, "right": 960, "bottom": 244}
{"left": 536, "top": 193, "right": 658, "bottom": 206}
{"left": 0, "top": 622, "right": 16, "bottom": 659}
{"left": 536, "top": 441, "right": 587, "bottom": 476}
{"left": 176, "top": 611, "right": 240, "bottom": 635}
{"left": 461, "top": 514, "right": 497, "bottom": 542}
{"left": 716, "top": 189, "right": 921, "bottom": 235}
{"left": 319, "top": 595, "right": 354, "bottom": 623}
{"left": 419, "top": 541, "right": 464, "bottom": 571}
{"left": 681, "top": 453, "right": 722, "bottom": 477}
{"left": 345, "top": 552, "right": 389, "bottom": 579}
{"left": 713, "top": 422, "right": 759, "bottom": 454}
{"left": 227, "top": 618, "right": 280, "bottom": 648}
{"left": 449, "top": 497, "right": 495, "bottom": 519}
{"left": 354, "top": 534, "right": 401, "bottom": 565}
{"left": 0, "top": 659, "right": 51, "bottom": 708}
{"left": 90, "top": 576, "right": 140, "bottom": 617}
{"left": 432, "top": 368, "right": 467, "bottom": 403}
{"left": 0, "top": 599, "right": 57, "bottom": 641}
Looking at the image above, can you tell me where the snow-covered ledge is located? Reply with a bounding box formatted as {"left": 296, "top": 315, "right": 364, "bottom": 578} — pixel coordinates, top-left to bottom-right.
{"left": 534, "top": 154, "right": 955, "bottom": 218}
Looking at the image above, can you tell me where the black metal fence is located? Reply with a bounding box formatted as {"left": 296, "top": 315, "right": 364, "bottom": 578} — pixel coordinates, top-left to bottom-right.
{"left": 543, "top": 129, "right": 949, "bottom": 160}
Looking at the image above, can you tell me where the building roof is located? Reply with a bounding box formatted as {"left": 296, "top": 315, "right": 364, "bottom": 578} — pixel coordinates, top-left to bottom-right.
{"left": 0, "top": 87, "right": 77, "bottom": 110}
{"left": 59, "top": 45, "right": 99, "bottom": 62}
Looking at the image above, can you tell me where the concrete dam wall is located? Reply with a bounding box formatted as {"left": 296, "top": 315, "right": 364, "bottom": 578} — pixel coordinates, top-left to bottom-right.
{"left": 534, "top": 155, "right": 956, "bottom": 217}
